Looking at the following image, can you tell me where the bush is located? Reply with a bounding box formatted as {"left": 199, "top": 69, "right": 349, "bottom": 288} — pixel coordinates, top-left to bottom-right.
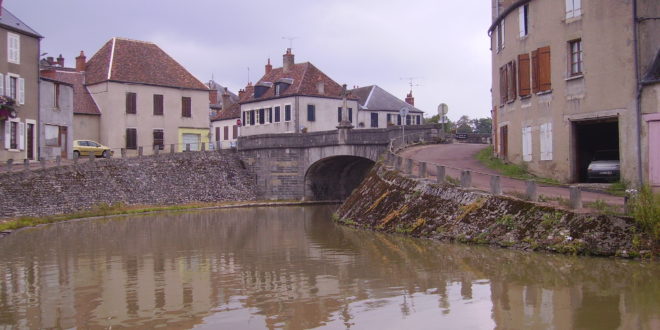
{"left": 628, "top": 185, "right": 660, "bottom": 239}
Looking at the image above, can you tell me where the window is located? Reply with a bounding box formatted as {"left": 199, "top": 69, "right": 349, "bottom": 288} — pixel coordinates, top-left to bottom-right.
{"left": 54, "top": 84, "right": 60, "bottom": 109}
{"left": 532, "top": 46, "right": 551, "bottom": 93}
{"left": 499, "top": 60, "right": 517, "bottom": 105}
{"left": 126, "top": 128, "right": 137, "bottom": 150}
{"left": 153, "top": 94, "right": 163, "bottom": 115}
{"left": 268, "top": 108, "right": 273, "bottom": 123}
{"left": 153, "top": 129, "right": 164, "bottom": 150}
{"left": 519, "top": 4, "right": 529, "bottom": 37}
{"left": 7, "top": 33, "right": 20, "bottom": 64}
{"left": 249, "top": 110, "right": 255, "bottom": 125}
{"left": 348, "top": 108, "right": 353, "bottom": 123}
{"left": 258, "top": 108, "right": 265, "bottom": 124}
{"left": 540, "top": 123, "right": 553, "bottom": 160}
{"left": 387, "top": 114, "right": 393, "bottom": 125}
{"left": 370, "top": 113, "right": 378, "bottom": 128}
{"left": 224, "top": 126, "right": 229, "bottom": 140}
{"left": 397, "top": 114, "right": 401, "bottom": 125}
{"left": 416, "top": 116, "right": 421, "bottom": 125}
{"left": 307, "top": 104, "right": 315, "bottom": 121}
{"left": 126, "top": 92, "right": 137, "bottom": 114}
{"left": 565, "top": 0, "right": 582, "bottom": 19}
{"left": 274, "top": 106, "right": 281, "bottom": 122}
{"left": 569, "top": 39, "right": 583, "bottom": 76}
{"left": 181, "top": 97, "right": 192, "bottom": 117}
{"left": 215, "top": 127, "right": 220, "bottom": 141}
{"left": 285, "top": 105, "right": 291, "bottom": 121}
{"left": 275, "top": 84, "right": 280, "bottom": 96}
{"left": 337, "top": 107, "right": 342, "bottom": 122}
{"left": 242, "top": 112, "right": 247, "bottom": 126}
{"left": 496, "top": 18, "right": 505, "bottom": 52}
{"left": 9, "top": 76, "right": 17, "bottom": 99}
{"left": 522, "top": 126, "right": 532, "bottom": 162}
{"left": 518, "top": 53, "right": 531, "bottom": 97}
{"left": 45, "top": 125, "right": 60, "bottom": 146}
{"left": 9, "top": 121, "right": 18, "bottom": 149}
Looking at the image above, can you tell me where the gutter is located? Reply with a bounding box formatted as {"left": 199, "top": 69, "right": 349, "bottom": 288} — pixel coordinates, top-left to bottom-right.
{"left": 633, "top": 0, "right": 644, "bottom": 186}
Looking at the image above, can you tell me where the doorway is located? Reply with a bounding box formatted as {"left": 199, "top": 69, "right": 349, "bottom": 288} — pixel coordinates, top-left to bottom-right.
{"left": 27, "top": 123, "right": 35, "bottom": 160}
{"left": 499, "top": 125, "right": 508, "bottom": 159}
{"left": 572, "top": 119, "right": 619, "bottom": 182}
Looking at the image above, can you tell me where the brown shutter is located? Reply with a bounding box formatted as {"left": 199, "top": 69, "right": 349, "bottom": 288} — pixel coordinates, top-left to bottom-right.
{"left": 153, "top": 94, "right": 163, "bottom": 115}
{"left": 126, "top": 128, "right": 137, "bottom": 150}
{"left": 126, "top": 93, "right": 136, "bottom": 114}
{"left": 538, "top": 46, "right": 552, "bottom": 92}
{"left": 232, "top": 125, "right": 238, "bottom": 139}
{"left": 531, "top": 49, "right": 539, "bottom": 93}
{"left": 518, "top": 54, "right": 531, "bottom": 96}
{"left": 224, "top": 126, "right": 229, "bottom": 140}
{"left": 215, "top": 127, "right": 220, "bottom": 141}
{"left": 499, "top": 65, "right": 507, "bottom": 106}
{"left": 507, "top": 61, "right": 517, "bottom": 101}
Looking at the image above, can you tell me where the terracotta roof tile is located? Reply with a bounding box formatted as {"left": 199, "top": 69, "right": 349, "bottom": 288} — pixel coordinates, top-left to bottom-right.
{"left": 241, "top": 62, "right": 355, "bottom": 103}
{"left": 85, "top": 38, "right": 208, "bottom": 90}
{"left": 210, "top": 103, "right": 240, "bottom": 122}
{"left": 40, "top": 69, "right": 101, "bottom": 115}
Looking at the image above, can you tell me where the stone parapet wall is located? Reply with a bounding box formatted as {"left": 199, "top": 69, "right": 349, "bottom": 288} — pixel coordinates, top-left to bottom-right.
{"left": 0, "top": 151, "right": 257, "bottom": 219}
{"left": 336, "top": 163, "right": 658, "bottom": 258}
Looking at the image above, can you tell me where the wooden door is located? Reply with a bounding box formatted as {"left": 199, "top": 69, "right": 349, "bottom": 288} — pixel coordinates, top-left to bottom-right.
{"left": 26, "top": 123, "right": 34, "bottom": 160}
{"left": 500, "top": 125, "right": 508, "bottom": 158}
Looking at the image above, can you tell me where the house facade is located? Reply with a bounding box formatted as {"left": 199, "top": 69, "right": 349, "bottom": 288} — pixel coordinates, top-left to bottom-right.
{"left": 210, "top": 87, "right": 240, "bottom": 149}
{"left": 39, "top": 76, "right": 73, "bottom": 159}
{"left": 350, "top": 85, "right": 424, "bottom": 128}
{"left": 79, "top": 38, "right": 210, "bottom": 154}
{"left": 239, "top": 49, "right": 360, "bottom": 136}
{"left": 490, "top": 0, "right": 659, "bottom": 187}
{"left": 0, "top": 5, "right": 41, "bottom": 162}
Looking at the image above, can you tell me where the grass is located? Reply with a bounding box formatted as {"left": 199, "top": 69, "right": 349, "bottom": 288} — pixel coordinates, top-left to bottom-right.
{"left": 585, "top": 199, "right": 621, "bottom": 215}
{"left": 606, "top": 180, "right": 629, "bottom": 197}
{"left": 475, "top": 146, "right": 560, "bottom": 185}
{"left": 627, "top": 185, "right": 660, "bottom": 239}
{"left": 0, "top": 201, "right": 294, "bottom": 233}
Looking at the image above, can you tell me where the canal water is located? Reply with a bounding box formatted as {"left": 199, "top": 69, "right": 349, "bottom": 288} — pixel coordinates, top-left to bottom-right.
{"left": 0, "top": 205, "right": 658, "bottom": 329}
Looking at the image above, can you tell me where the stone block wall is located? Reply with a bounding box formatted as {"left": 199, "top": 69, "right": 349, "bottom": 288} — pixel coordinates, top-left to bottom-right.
{"left": 0, "top": 151, "right": 257, "bottom": 219}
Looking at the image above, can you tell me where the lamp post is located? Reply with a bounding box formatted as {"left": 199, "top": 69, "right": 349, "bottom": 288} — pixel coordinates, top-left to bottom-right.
{"left": 438, "top": 103, "right": 448, "bottom": 133}
{"left": 399, "top": 107, "right": 409, "bottom": 145}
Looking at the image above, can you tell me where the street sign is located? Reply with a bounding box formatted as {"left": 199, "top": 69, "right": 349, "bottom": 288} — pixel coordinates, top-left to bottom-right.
{"left": 399, "top": 107, "right": 409, "bottom": 119}
{"left": 438, "top": 103, "right": 448, "bottom": 116}
{"left": 237, "top": 119, "right": 242, "bottom": 126}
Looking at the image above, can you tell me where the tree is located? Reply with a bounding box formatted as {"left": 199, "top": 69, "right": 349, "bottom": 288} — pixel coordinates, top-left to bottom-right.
{"left": 472, "top": 118, "right": 492, "bottom": 134}
{"left": 425, "top": 114, "right": 454, "bottom": 132}
{"left": 456, "top": 115, "right": 473, "bottom": 133}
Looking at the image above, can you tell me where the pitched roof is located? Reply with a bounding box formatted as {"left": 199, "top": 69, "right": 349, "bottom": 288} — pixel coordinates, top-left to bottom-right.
{"left": 210, "top": 103, "right": 240, "bottom": 122}
{"left": 241, "top": 62, "right": 354, "bottom": 103}
{"left": 0, "top": 7, "right": 42, "bottom": 38}
{"left": 208, "top": 80, "right": 239, "bottom": 107}
{"left": 350, "top": 85, "right": 423, "bottom": 113}
{"left": 40, "top": 69, "right": 101, "bottom": 115}
{"left": 85, "top": 38, "right": 208, "bottom": 90}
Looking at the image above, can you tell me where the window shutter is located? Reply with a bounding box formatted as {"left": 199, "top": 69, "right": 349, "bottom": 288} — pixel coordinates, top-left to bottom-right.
{"left": 232, "top": 125, "right": 238, "bottom": 139}
{"left": 518, "top": 54, "right": 531, "bottom": 96}
{"left": 274, "top": 106, "right": 280, "bottom": 122}
{"left": 538, "top": 46, "right": 552, "bottom": 91}
{"left": 531, "top": 49, "right": 539, "bottom": 93}
{"left": 17, "top": 77, "right": 24, "bottom": 104}
{"left": 507, "top": 61, "right": 517, "bottom": 102}
{"left": 242, "top": 112, "right": 246, "bottom": 126}
{"left": 215, "top": 127, "right": 220, "bottom": 141}
{"left": 0, "top": 73, "right": 3, "bottom": 96}
{"left": 522, "top": 127, "right": 532, "bottom": 161}
{"left": 153, "top": 94, "right": 163, "bottom": 115}
{"left": 4, "top": 75, "right": 9, "bottom": 97}
{"left": 4, "top": 121, "right": 10, "bottom": 149}
{"left": 338, "top": 107, "right": 342, "bottom": 122}
{"left": 574, "top": 0, "right": 581, "bottom": 16}
{"left": 269, "top": 108, "right": 273, "bottom": 123}
{"left": 349, "top": 108, "right": 353, "bottom": 122}
{"left": 224, "top": 126, "right": 229, "bottom": 140}
{"left": 18, "top": 122, "right": 25, "bottom": 150}
{"left": 500, "top": 65, "right": 507, "bottom": 105}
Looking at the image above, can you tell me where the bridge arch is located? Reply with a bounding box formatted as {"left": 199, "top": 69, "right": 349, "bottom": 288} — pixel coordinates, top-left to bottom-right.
{"left": 304, "top": 155, "right": 375, "bottom": 201}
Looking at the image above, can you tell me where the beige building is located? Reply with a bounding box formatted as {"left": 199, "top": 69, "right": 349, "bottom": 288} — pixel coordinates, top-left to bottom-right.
{"left": 0, "top": 5, "right": 41, "bottom": 162}
{"left": 239, "top": 49, "right": 360, "bottom": 136}
{"left": 490, "top": 0, "right": 659, "bottom": 187}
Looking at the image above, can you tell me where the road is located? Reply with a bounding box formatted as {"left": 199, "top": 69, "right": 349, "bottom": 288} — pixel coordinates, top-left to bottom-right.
{"left": 398, "top": 143, "right": 624, "bottom": 212}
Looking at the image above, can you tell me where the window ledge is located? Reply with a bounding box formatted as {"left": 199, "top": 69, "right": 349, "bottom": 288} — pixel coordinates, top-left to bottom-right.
{"left": 520, "top": 95, "right": 532, "bottom": 100}
{"left": 564, "top": 15, "right": 582, "bottom": 24}
{"left": 536, "top": 90, "right": 553, "bottom": 96}
{"left": 565, "top": 74, "right": 584, "bottom": 81}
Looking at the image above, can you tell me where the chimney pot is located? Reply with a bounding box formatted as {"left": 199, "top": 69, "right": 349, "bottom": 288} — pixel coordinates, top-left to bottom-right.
{"left": 75, "top": 51, "right": 86, "bottom": 72}
{"left": 209, "top": 89, "right": 218, "bottom": 104}
{"left": 405, "top": 91, "right": 415, "bottom": 106}
{"left": 238, "top": 89, "right": 245, "bottom": 100}
{"left": 221, "top": 88, "right": 231, "bottom": 108}
{"left": 265, "top": 58, "right": 272, "bottom": 75}
{"left": 56, "top": 54, "right": 64, "bottom": 67}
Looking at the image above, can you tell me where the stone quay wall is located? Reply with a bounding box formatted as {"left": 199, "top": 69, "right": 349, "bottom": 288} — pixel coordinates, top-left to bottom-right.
{"left": 336, "top": 163, "right": 658, "bottom": 258}
{"left": 0, "top": 151, "right": 257, "bottom": 219}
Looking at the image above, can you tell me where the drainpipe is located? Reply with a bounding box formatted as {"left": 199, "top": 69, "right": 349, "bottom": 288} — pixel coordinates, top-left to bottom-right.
{"left": 632, "top": 0, "right": 644, "bottom": 187}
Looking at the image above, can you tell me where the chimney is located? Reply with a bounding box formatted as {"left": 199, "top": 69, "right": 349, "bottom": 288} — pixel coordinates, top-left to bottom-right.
{"left": 75, "top": 51, "right": 86, "bottom": 72}
{"left": 405, "top": 91, "right": 415, "bottom": 106}
{"left": 56, "top": 54, "right": 64, "bottom": 67}
{"left": 47, "top": 56, "right": 55, "bottom": 65}
{"left": 221, "top": 87, "right": 231, "bottom": 108}
{"left": 238, "top": 89, "right": 245, "bottom": 100}
{"left": 283, "top": 48, "right": 294, "bottom": 73}
{"left": 209, "top": 89, "right": 218, "bottom": 104}
{"left": 265, "top": 58, "right": 272, "bottom": 75}
{"left": 316, "top": 77, "right": 325, "bottom": 95}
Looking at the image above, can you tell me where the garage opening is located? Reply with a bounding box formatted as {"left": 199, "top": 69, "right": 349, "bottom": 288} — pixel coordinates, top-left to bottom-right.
{"left": 572, "top": 118, "right": 620, "bottom": 182}
{"left": 304, "top": 156, "right": 375, "bottom": 201}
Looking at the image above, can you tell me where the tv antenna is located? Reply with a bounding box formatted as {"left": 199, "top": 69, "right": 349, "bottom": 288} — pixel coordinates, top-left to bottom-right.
{"left": 282, "top": 36, "right": 299, "bottom": 49}
{"left": 400, "top": 77, "right": 422, "bottom": 92}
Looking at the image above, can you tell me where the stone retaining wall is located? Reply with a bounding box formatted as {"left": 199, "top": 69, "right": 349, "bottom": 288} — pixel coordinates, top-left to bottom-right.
{"left": 336, "top": 163, "right": 658, "bottom": 258}
{"left": 0, "top": 151, "right": 257, "bottom": 219}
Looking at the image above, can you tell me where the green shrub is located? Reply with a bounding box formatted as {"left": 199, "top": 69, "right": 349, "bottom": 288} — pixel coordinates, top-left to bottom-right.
{"left": 627, "top": 185, "right": 660, "bottom": 239}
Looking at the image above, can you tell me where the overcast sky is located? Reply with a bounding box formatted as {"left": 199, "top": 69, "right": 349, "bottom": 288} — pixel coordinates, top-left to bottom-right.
{"left": 5, "top": 0, "right": 492, "bottom": 121}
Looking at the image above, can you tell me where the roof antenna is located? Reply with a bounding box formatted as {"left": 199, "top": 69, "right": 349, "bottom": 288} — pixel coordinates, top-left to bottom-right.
{"left": 282, "top": 36, "right": 299, "bottom": 50}
{"left": 400, "top": 77, "right": 422, "bottom": 93}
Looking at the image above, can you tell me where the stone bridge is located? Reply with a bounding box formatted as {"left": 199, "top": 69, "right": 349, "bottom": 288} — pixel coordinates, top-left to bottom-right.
{"left": 237, "top": 125, "right": 442, "bottom": 200}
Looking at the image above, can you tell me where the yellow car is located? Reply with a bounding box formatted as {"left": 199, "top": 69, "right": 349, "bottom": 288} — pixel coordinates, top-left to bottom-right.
{"left": 73, "top": 140, "right": 114, "bottom": 158}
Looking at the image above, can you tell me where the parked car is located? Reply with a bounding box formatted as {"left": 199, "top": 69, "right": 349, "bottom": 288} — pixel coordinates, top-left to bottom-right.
{"left": 73, "top": 140, "right": 113, "bottom": 158}
{"left": 587, "top": 149, "right": 620, "bottom": 182}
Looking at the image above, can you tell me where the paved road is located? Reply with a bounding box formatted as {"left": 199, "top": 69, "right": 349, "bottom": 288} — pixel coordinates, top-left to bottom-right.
{"left": 399, "top": 143, "right": 624, "bottom": 212}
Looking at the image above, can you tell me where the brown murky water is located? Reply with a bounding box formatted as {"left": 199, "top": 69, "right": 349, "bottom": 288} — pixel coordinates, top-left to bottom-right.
{"left": 0, "top": 205, "right": 658, "bottom": 329}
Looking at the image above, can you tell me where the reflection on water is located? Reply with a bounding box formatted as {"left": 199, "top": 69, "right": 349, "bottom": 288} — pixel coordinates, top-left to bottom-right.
{"left": 0, "top": 206, "right": 658, "bottom": 329}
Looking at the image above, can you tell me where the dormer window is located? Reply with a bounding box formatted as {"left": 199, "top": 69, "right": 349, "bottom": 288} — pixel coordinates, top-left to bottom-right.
{"left": 254, "top": 82, "right": 273, "bottom": 98}
{"left": 275, "top": 84, "right": 280, "bottom": 96}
